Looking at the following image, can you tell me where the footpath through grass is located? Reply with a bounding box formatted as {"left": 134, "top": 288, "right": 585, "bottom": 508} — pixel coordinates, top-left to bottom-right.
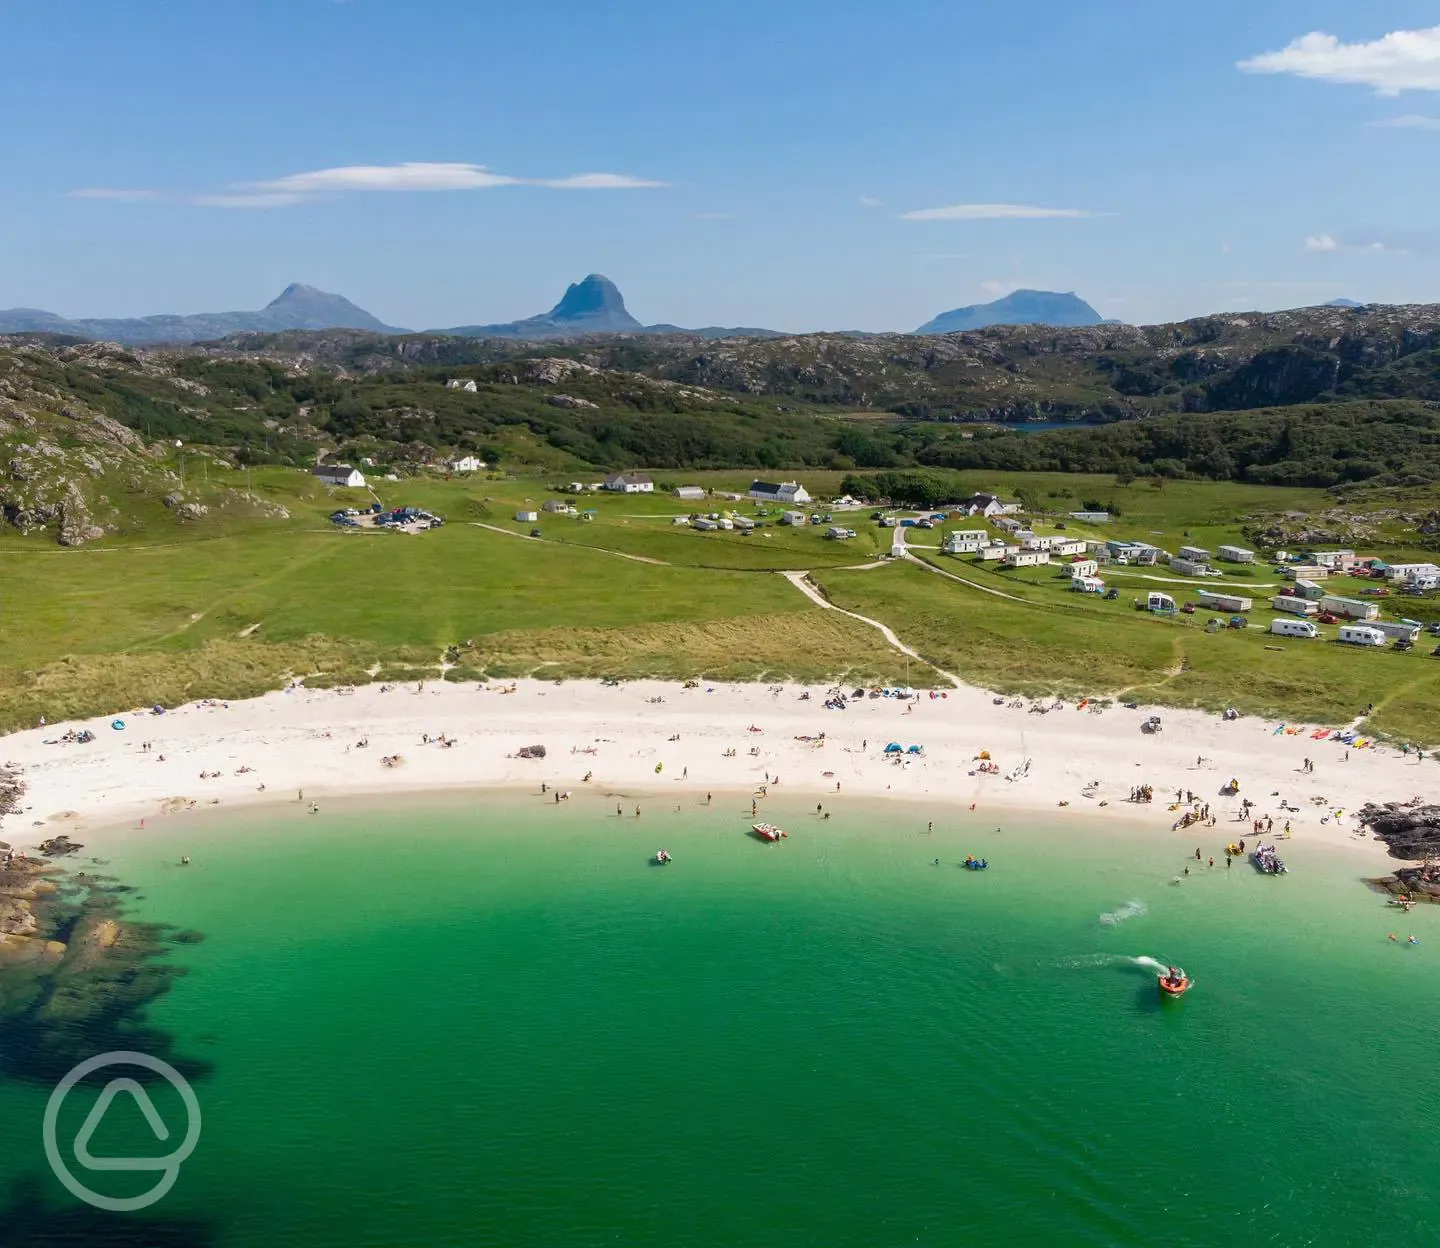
{"left": 811, "top": 560, "right": 1440, "bottom": 743}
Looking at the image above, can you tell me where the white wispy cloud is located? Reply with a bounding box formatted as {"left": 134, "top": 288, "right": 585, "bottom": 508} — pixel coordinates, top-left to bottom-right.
{"left": 74, "top": 161, "right": 667, "bottom": 209}
{"left": 532, "top": 172, "right": 666, "bottom": 189}
{"left": 1239, "top": 26, "right": 1440, "bottom": 95}
{"left": 858, "top": 195, "right": 884, "bottom": 208}
{"left": 1370, "top": 113, "right": 1440, "bottom": 129}
{"left": 1304, "top": 233, "right": 1396, "bottom": 254}
{"left": 69, "top": 188, "right": 164, "bottom": 202}
{"left": 245, "top": 162, "right": 521, "bottom": 194}
{"left": 900, "top": 203, "right": 1102, "bottom": 221}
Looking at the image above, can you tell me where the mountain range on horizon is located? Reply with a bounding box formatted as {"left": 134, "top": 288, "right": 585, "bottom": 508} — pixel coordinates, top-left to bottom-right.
{"left": 0, "top": 275, "right": 1388, "bottom": 347}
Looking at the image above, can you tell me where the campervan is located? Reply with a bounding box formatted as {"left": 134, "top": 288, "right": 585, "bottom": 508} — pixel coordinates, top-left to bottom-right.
{"left": 1270, "top": 618, "right": 1318, "bottom": 639}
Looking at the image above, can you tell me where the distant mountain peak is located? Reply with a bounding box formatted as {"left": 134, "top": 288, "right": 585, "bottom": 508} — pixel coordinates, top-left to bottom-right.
{"left": 1326, "top": 298, "right": 1365, "bottom": 309}
{"left": 547, "top": 274, "right": 635, "bottom": 327}
{"left": 268, "top": 282, "right": 327, "bottom": 305}
{"left": 915, "top": 289, "right": 1108, "bottom": 334}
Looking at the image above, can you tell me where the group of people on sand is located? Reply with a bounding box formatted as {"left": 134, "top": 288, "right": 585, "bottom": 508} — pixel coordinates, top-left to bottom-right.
{"left": 1129, "top": 785, "right": 1154, "bottom": 804}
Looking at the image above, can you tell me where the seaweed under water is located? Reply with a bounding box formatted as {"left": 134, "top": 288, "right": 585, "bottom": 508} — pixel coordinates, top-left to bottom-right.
{"left": 0, "top": 1175, "right": 219, "bottom": 1248}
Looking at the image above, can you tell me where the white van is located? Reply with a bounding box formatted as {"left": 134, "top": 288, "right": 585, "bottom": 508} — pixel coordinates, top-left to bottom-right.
{"left": 1337, "top": 624, "right": 1387, "bottom": 647}
{"left": 1270, "top": 618, "right": 1318, "bottom": 639}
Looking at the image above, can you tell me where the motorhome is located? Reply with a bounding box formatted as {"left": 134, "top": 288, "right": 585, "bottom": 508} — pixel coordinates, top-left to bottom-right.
{"left": 1270, "top": 618, "right": 1319, "bottom": 639}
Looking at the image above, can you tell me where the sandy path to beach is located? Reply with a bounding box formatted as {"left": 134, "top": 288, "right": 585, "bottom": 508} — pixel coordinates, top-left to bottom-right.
{"left": 3, "top": 678, "right": 1434, "bottom": 864}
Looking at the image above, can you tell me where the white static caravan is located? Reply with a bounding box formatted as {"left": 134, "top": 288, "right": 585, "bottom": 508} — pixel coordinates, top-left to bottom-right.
{"left": 1003, "top": 549, "right": 1050, "bottom": 568}
{"left": 1052, "top": 540, "right": 1088, "bottom": 558}
{"left": 1271, "top": 618, "right": 1319, "bottom": 639}
{"left": 692, "top": 518, "right": 719, "bottom": 531}
{"left": 1372, "top": 619, "right": 1422, "bottom": 643}
{"left": 1178, "top": 545, "right": 1211, "bottom": 563}
{"left": 1271, "top": 594, "right": 1318, "bottom": 617}
{"left": 825, "top": 526, "right": 856, "bottom": 540}
{"left": 1387, "top": 562, "right": 1440, "bottom": 585}
{"left": 1314, "top": 550, "right": 1356, "bottom": 571}
{"left": 1021, "top": 534, "right": 1056, "bottom": 551}
{"left": 715, "top": 517, "right": 734, "bottom": 530}
{"left": 1285, "top": 564, "right": 1328, "bottom": 581}
{"left": 1217, "top": 545, "right": 1255, "bottom": 563}
{"left": 1067, "top": 559, "right": 1099, "bottom": 579}
{"left": 978, "top": 544, "right": 1008, "bottom": 561}
{"left": 780, "top": 510, "right": 808, "bottom": 527}
{"left": 1197, "top": 589, "right": 1253, "bottom": 612}
{"left": 1320, "top": 595, "right": 1380, "bottom": 621}
{"left": 943, "top": 533, "right": 984, "bottom": 555}
{"left": 1294, "top": 579, "right": 1327, "bottom": 601}
{"left": 1170, "top": 558, "right": 1209, "bottom": 577}
{"left": 1338, "top": 624, "right": 1387, "bottom": 647}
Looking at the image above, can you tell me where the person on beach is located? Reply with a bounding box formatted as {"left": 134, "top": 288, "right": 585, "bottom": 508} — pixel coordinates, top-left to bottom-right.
{"left": 635, "top": 805, "right": 641, "bottom": 818}
{"left": 707, "top": 793, "right": 712, "bottom": 805}
{"left": 617, "top": 804, "right": 623, "bottom": 817}
{"left": 927, "top": 821, "right": 933, "bottom": 834}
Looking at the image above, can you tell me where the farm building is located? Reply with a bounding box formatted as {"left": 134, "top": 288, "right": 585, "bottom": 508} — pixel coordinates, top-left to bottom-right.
{"left": 748, "top": 480, "right": 812, "bottom": 505}
{"left": 1319, "top": 595, "right": 1380, "bottom": 621}
{"left": 1003, "top": 549, "right": 1050, "bottom": 568}
{"left": 515, "top": 510, "right": 538, "bottom": 523}
{"left": 1272, "top": 594, "right": 1319, "bottom": 616}
{"left": 780, "top": 510, "right": 808, "bottom": 526}
{"left": 673, "top": 486, "right": 706, "bottom": 502}
{"left": 1170, "top": 558, "right": 1209, "bottom": 577}
{"left": 1217, "top": 545, "right": 1255, "bottom": 563}
{"left": 1178, "top": 545, "right": 1211, "bottom": 563}
{"left": 313, "top": 464, "right": 366, "bottom": 489}
{"left": 603, "top": 473, "right": 654, "bottom": 493}
{"left": 446, "top": 455, "right": 485, "bottom": 473}
{"left": 1197, "top": 589, "right": 1253, "bottom": 612}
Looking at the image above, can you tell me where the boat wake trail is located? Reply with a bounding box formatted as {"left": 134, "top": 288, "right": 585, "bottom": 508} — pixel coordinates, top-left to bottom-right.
{"left": 1131, "top": 956, "right": 1171, "bottom": 976}
{"left": 1051, "top": 954, "right": 1173, "bottom": 976}
{"left": 1099, "top": 899, "right": 1147, "bottom": 927}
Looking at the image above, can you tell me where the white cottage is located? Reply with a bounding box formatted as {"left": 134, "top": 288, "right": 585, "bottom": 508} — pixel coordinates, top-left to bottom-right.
{"left": 748, "top": 480, "right": 812, "bottom": 505}
{"left": 603, "top": 472, "right": 654, "bottom": 494}
{"left": 312, "top": 465, "right": 366, "bottom": 489}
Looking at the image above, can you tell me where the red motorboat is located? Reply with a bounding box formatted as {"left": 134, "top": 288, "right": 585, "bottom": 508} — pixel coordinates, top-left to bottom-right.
{"left": 1157, "top": 966, "right": 1192, "bottom": 998}
{"left": 752, "top": 823, "right": 787, "bottom": 842}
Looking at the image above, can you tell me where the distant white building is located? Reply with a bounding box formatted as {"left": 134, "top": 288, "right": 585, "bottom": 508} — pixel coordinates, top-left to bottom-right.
{"left": 958, "top": 493, "right": 1010, "bottom": 518}
{"left": 603, "top": 472, "right": 654, "bottom": 494}
{"left": 312, "top": 464, "right": 366, "bottom": 489}
{"left": 445, "top": 379, "right": 478, "bottom": 392}
{"left": 748, "top": 480, "right": 812, "bottom": 505}
{"left": 446, "top": 455, "right": 485, "bottom": 473}
{"left": 943, "top": 533, "right": 985, "bottom": 555}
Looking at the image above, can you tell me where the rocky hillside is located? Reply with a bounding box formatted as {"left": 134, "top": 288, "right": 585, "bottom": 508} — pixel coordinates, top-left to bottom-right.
{"left": 184, "top": 302, "right": 1440, "bottom": 424}
{"left": 0, "top": 342, "right": 293, "bottom": 545}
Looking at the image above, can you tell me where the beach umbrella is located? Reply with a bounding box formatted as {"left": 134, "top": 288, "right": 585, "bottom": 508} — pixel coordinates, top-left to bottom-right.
{"left": 884, "top": 742, "right": 903, "bottom": 753}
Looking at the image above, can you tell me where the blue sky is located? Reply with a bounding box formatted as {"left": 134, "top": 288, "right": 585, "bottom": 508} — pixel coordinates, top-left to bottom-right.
{"left": 4, "top": 0, "right": 1440, "bottom": 330}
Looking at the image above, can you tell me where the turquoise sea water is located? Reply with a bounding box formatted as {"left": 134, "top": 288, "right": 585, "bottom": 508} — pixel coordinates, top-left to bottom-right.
{"left": 2, "top": 794, "right": 1437, "bottom": 1246}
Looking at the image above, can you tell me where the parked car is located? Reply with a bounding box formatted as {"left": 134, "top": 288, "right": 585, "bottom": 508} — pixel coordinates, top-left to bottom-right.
{"left": 1055, "top": 522, "right": 1067, "bottom": 530}
{"left": 1429, "top": 622, "right": 1440, "bottom": 636}
{"left": 1181, "top": 602, "right": 1196, "bottom": 614}
{"left": 1317, "top": 612, "right": 1340, "bottom": 624}
{"left": 529, "top": 528, "right": 543, "bottom": 537}
{"left": 1395, "top": 638, "right": 1415, "bottom": 651}
{"left": 1104, "top": 588, "right": 1119, "bottom": 600}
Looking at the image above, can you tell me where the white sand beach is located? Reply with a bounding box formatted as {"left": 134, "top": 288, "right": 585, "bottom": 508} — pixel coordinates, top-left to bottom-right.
{"left": 2, "top": 678, "right": 1434, "bottom": 862}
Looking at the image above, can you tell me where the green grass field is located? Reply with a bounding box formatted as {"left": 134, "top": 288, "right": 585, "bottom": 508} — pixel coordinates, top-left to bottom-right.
{"left": 4, "top": 464, "right": 1439, "bottom": 741}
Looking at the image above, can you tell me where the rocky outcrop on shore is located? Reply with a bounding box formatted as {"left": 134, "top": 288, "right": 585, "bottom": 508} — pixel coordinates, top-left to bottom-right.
{"left": 1358, "top": 802, "right": 1440, "bottom": 861}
